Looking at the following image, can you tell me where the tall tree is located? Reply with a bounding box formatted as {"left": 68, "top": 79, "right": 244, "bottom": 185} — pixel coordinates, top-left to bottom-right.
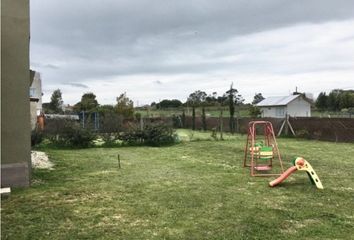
{"left": 252, "top": 93, "right": 265, "bottom": 105}
{"left": 97, "top": 104, "right": 115, "bottom": 115}
{"left": 202, "top": 107, "right": 207, "bottom": 131}
{"left": 150, "top": 102, "right": 157, "bottom": 108}
{"left": 74, "top": 92, "right": 99, "bottom": 112}
{"left": 328, "top": 90, "right": 341, "bottom": 111}
{"left": 219, "top": 108, "right": 224, "bottom": 140}
{"left": 48, "top": 89, "right": 63, "bottom": 114}
{"left": 339, "top": 91, "right": 354, "bottom": 110}
{"left": 192, "top": 106, "right": 196, "bottom": 130}
{"left": 205, "top": 92, "right": 218, "bottom": 106}
{"left": 228, "top": 84, "right": 235, "bottom": 134}
{"left": 315, "top": 92, "right": 328, "bottom": 111}
{"left": 158, "top": 99, "right": 183, "bottom": 108}
{"left": 115, "top": 92, "right": 134, "bottom": 118}
{"left": 81, "top": 92, "right": 99, "bottom": 111}
{"left": 225, "top": 83, "right": 244, "bottom": 134}
{"left": 181, "top": 109, "right": 186, "bottom": 128}
{"left": 187, "top": 90, "right": 207, "bottom": 131}
{"left": 316, "top": 90, "right": 354, "bottom": 112}
{"left": 187, "top": 90, "right": 207, "bottom": 106}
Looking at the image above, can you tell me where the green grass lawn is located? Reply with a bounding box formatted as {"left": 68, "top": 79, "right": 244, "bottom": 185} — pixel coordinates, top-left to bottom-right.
{"left": 2, "top": 130, "right": 354, "bottom": 239}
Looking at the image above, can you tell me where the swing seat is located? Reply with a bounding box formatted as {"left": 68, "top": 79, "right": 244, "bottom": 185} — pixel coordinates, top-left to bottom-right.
{"left": 258, "top": 146, "right": 273, "bottom": 160}
{"left": 249, "top": 146, "right": 260, "bottom": 152}
{"left": 249, "top": 142, "right": 263, "bottom": 153}
{"left": 254, "top": 165, "right": 272, "bottom": 171}
{"left": 254, "top": 146, "right": 273, "bottom": 171}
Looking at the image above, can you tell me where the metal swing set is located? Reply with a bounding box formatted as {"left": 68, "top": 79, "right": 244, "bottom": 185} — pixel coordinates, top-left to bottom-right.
{"left": 243, "top": 121, "right": 285, "bottom": 177}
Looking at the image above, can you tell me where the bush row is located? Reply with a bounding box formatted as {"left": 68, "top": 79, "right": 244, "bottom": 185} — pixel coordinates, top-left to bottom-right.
{"left": 118, "top": 125, "right": 176, "bottom": 146}
{"left": 31, "top": 120, "right": 176, "bottom": 148}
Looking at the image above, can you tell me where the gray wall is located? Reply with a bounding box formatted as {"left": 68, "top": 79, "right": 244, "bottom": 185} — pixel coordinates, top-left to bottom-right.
{"left": 1, "top": 0, "right": 31, "bottom": 187}
{"left": 30, "top": 71, "right": 42, "bottom": 129}
{"left": 30, "top": 71, "right": 43, "bottom": 111}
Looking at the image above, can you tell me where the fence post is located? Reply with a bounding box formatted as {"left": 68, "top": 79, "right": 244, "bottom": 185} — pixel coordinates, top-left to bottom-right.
{"left": 97, "top": 112, "right": 100, "bottom": 130}
{"left": 219, "top": 108, "right": 223, "bottom": 140}
{"left": 140, "top": 116, "right": 144, "bottom": 130}
{"left": 82, "top": 111, "right": 85, "bottom": 128}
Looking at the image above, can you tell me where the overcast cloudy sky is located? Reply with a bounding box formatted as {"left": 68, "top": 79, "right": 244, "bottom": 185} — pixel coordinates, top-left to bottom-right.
{"left": 30, "top": 0, "right": 354, "bottom": 105}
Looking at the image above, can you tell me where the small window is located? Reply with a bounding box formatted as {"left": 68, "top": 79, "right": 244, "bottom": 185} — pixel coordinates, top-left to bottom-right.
{"left": 276, "top": 107, "right": 285, "bottom": 116}
{"left": 29, "top": 88, "right": 36, "bottom": 97}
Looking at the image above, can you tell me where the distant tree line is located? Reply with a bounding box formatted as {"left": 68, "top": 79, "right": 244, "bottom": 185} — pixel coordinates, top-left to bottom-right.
{"left": 153, "top": 87, "right": 245, "bottom": 109}
{"left": 316, "top": 89, "right": 354, "bottom": 112}
{"left": 42, "top": 89, "right": 64, "bottom": 114}
{"left": 151, "top": 99, "right": 183, "bottom": 109}
{"left": 181, "top": 84, "right": 245, "bottom": 133}
{"left": 42, "top": 84, "right": 260, "bottom": 130}
{"left": 43, "top": 90, "right": 135, "bottom": 118}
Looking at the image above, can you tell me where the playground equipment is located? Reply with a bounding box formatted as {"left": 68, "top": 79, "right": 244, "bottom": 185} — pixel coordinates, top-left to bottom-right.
{"left": 243, "top": 121, "right": 284, "bottom": 177}
{"left": 269, "top": 157, "right": 324, "bottom": 189}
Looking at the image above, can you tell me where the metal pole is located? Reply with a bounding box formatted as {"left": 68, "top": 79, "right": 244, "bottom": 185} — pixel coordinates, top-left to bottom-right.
{"left": 117, "top": 154, "right": 121, "bottom": 169}
{"left": 97, "top": 112, "right": 99, "bottom": 130}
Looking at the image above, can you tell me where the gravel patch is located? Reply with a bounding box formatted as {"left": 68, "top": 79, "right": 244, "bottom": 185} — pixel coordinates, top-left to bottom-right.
{"left": 31, "top": 151, "right": 54, "bottom": 170}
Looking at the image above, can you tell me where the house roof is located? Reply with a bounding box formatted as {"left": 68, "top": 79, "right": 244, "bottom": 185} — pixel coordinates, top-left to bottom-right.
{"left": 256, "top": 95, "right": 300, "bottom": 107}
{"left": 45, "top": 114, "right": 79, "bottom": 120}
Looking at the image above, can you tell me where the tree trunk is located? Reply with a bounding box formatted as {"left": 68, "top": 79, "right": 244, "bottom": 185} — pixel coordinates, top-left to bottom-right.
{"left": 202, "top": 107, "right": 207, "bottom": 131}
{"left": 192, "top": 106, "right": 196, "bottom": 130}
{"left": 182, "top": 109, "right": 186, "bottom": 128}
{"left": 219, "top": 108, "right": 223, "bottom": 140}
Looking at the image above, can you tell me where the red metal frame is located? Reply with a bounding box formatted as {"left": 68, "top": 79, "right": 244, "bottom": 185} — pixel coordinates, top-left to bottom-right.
{"left": 243, "top": 121, "right": 284, "bottom": 177}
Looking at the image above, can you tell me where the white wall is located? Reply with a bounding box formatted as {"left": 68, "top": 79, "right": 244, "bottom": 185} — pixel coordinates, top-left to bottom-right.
{"left": 260, "top": 97, "right": 311, "bottom": 118}
{"left": 30, "top": 101, "right": 38, "bottom": 130}
{"left": 287, "top": 97, "right": 311, "bottom": 117}
{"left": 260, "top": 106, "right": 286, "bottom": 118}
{"left": 30, "top": 72, "right": 42, "bottom": 113}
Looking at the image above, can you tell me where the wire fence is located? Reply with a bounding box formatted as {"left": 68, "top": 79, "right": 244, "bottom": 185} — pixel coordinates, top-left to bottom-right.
{"left": 42, "top": 113, "right": 354, "bottom": 143}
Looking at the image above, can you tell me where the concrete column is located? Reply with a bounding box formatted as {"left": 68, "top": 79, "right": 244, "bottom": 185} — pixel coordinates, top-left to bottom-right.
{"left": 1, "top": 0, "right": 31, "bottom": 187}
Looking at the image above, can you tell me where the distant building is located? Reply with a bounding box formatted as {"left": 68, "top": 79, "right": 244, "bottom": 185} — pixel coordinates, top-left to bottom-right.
{"left": 62, "top": 104, "right": 74, "bottom": 113}
{"left": 45, "top": 114, "right": 79, "bottom": 120}
{"left": 30, "top": 70, "right": 43, "bottom": 130}
{"left": 257, "top": 94, "right": 312, "bottom": 118}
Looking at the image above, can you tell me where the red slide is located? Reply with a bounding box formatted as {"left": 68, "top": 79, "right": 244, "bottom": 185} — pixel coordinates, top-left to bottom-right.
{"left": 269, "top": 166, "right": 298, "bottom": 187}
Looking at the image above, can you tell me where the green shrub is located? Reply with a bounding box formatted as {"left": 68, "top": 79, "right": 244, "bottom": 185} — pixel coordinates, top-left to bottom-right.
{"left": 31, "top": 129, "right": 44, "bottom": 147}
{"left": 249, "top": 105, "right": 261, "bottom": 118}
{"left": 100, "top": 133, "right": 120, "bottom": 147}
{"left": 135, "top": 112, "right": 142, "bottom": 120}
{"left": 48, "top": 122, "right": 97, "bottom": 148}
{"left": 144, "top": 125, "right": 176, "bottom": 146}
{"left": 117, "top": 124, "right": 176, "bottom": 146}
{"left": 118, "top": 130, "right": 145, "bottom": 145}
{"left": 172, "top": 115, "right": 182, "bottom": 128}
{"left": 211, "top": 127, "right": 217, "bottom": 140}
{"left": 296, "top": 129, "right": 310, "bottom": 139}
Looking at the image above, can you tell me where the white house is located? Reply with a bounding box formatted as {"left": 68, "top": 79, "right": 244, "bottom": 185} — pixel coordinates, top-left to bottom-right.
{"left": 256, "top": 94, "right": 312, "bottom": 118}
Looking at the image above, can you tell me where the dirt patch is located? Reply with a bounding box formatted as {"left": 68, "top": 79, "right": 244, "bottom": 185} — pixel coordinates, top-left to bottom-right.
{"left": 31, "top": 151, "right": 54, "bottom": 170}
